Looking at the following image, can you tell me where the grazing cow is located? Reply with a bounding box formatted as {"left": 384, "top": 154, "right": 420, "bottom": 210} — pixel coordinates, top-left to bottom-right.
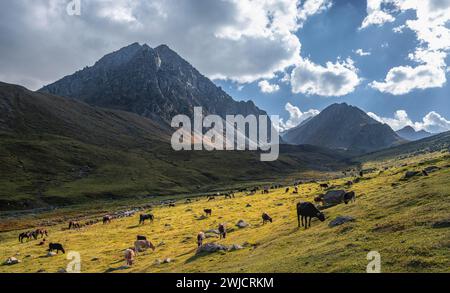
{"left": 207, "top": 195, "right": 215, "bottom": 201}
{"left": 204, "top": 209, "right": 212, "bottom": 216}
{"left": 48, "top": 243, "right": 65, "bottom": 254}
{"left": 103, "top": 215, "right": 112, "bottom": 224}
{"left": 343, "top": 191, "right": 356, "bottom": 204}
{"left": 69, "top": 221, "right": 81, "bottom": 230}
{"left": 262, "top": 213, "right": 273, "bottom": 224}
{"left": 134, "top": 240, "right": 155, "bottom": 254}
{"left": 285, "top": 187, "right": 290, "bottom": 193}
{"left": 218, "top": 223, "right": 227, "bottom": 239}
{"left": 293, "top": 186, "right": 299, "bottom": 194}
{"left": 139, "top": 214, "right": 154, "bottom": 225}
{"left": 124, "top": 248, "right": 136, "bottom": 266}
{"left": 296, "top": 202, "right": 325, "bottom": 229}
{"left": 345, "top": 181, "right": 353, "bottom": 187}
{"left": 262, "top": 186, "right": 270, "bottom": 194}
{"left": 197, "top": 232, "right": 205, "bottom": 247}
{"left": 18, "top": 231, "right": 33, "bottom": 243}
{"left": 319, "top": 183, "right": 329, "bottom": 189}
{"left": 137, "top": 235, "right": 147, "bottom": 241}
{"left": 169, "top": 203, "right": 176, "bottom": 208}
{"left": 35, "top": 228, "right": 48, "bottom": 238}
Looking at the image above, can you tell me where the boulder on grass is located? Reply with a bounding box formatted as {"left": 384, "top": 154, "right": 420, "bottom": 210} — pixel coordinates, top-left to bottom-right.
{"left": 329, "top": 216, "right": 355, "bottom": 227}
{"left": 3, "top": 257, "right": 20, "bottom": 265}
{"left": 236, "top": 220, "right": 249, "bottom": 228}
{"left": 196, "top": 243, "right": 228, "bottom": 255}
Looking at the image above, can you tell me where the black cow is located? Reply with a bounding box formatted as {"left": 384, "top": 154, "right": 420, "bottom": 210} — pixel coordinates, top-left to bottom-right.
{"left": 18, "top": 231, "right": 33, "bottom": 243}
{"left": 48, "top": 243, "right": 65, "bottom": 254}
{"left": 139, "top": 214, "right": 154, "bottom": 224}
{"left": 319, "top": 183, "right": 329, "bottom": 189}
{"left": 204, "top": 209, "right": 212, "bottom": 216}
{"left": 296, "top": 202, "right": 325, "bottom": 229}
{"left": 262, "top": 213, "right": 273, "bottom": 224}
{"left": 137, "top": 235, "right": 147, "bottom": 241}
{"left": 343, "top": 191, "right": 356, "bottom": 204}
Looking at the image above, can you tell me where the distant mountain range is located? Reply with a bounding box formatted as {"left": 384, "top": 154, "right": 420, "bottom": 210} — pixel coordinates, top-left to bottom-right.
{"left": 282, "top": 103, "right": 405, "bottom": 153}
{"left": 40, "top": 43, "right": 266, "bottom": 125}
{"left": 396, "top": 126, "right": 432, "bottom": 141}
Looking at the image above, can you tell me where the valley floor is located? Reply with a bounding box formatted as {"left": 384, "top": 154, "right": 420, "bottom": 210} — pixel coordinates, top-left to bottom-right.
{"left": 0, "top": 152, "right": 449, "bottom": 273}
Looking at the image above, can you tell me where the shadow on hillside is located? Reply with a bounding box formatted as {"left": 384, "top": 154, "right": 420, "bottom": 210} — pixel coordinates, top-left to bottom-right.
{"left": 127, "top": 225, "right": 140, "bottom": 229}
{"left": 104, "top": 265, "right": 130, "bottom": 273}
{"left": 184, "top": 249, "right": 207, "bottom": 264}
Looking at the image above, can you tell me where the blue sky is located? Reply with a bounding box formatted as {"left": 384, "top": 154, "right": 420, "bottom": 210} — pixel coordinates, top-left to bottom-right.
{"left": 0, "top": 0, "right": 449, "bottom": 133}
{"left": 215, "top": 0, "right": 450, "bottom": 132}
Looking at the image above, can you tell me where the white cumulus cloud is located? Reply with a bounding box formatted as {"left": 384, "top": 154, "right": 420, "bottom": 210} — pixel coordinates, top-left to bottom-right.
{"left": 258, "top": 80, "right": 280, "bottom": 93}
{"left": 362, "top": 0, "right": 450, "bottom": 95}
{"left": 360, "top": 0, "right": 395, "bottom": 29}
{"left": 368, "top": 109, "right": 450, "bottom": 133}
{"left": 0, "top": 0, "right": 333, "bottom": 89}
{"left": 290, "top": 58, "right": 360, "bottom": 96}
{"left": 278, "top": 102, "right": 320, "bottom": 131}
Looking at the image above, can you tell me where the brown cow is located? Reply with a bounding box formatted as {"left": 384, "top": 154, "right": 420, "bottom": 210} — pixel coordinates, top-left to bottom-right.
{"left": 124, "top": 248, "right": 136, "bottom": 266}
{"left": 103, "top": 215, "right": 112, "bottom": 224}
{"left": 218, "top": 223, "right": 227, "bottom": 239}
{"left": 197, "top": 232, "right": 205, "bottom": 247}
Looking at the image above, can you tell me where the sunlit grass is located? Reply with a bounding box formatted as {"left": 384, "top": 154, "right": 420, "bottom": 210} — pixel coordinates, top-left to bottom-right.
{"left": 0, "top": 152, "right": 449, "bottom": 273}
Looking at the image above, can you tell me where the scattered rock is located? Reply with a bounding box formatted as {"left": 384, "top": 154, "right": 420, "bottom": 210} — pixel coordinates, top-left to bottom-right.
{"left": 153, "top": 259, "right": 161, "bottom": 265}
{"left": 204, "top": 233, "right": 219, "bottom": 238}
{"left": 91, "top": 258, "right": 99, "bottom": 261}
{"left": 403, "top": 171, "right": 421, "bottom": 179}
{"left": 321, "top": 190, "right": 346, "bottom": 205}
{"left": 37, "top": 269, "right": 46, "bottom": 273}
{"left": 236, "top": 220, "right": 249, "bottom": 228}
{"left": 163, "top": 258, "right": 172, "bottom": 263}
{"left": 329, "top": 216, "right": 355, "bottom": 227}
{"left": 228, "top": 244, "right": 244, "bottom": 251}
{"left": 423, "top": 166, "right": 440, "bottom": 173}
{"left": 57, "top": 268, "right": 67, "bottom": 273}
{"left": 46, "top": 252, "right": 57, "bottom": 257}
{"left": 432, "top": 220, "right": 450, "bottom": 228}
{"left": 245, "top": 203, "right": 252, "bottom": 208}
{"left": 3, "top": 257, "right": 20, "bottom": 265}
{"left": 196, "top": 243, "right": 228, "bottom": 255}
{"left": 275, "top": 203, "right": 283, "bottom": 206}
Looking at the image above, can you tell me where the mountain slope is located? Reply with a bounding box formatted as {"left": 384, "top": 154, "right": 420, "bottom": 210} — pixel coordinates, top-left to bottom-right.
{"left": 283, "top": 103, "right": 404, "bottom": 153}
{"left": 0, "top": 82, "right": 350, "bottom": 210}
{"left": 39, "top": 43, "right": 266, "bottom": 124}
{"left": 396, "top": 126, "right": 432, "bottom": 141}
{"left": 357, "top": 130, "right": 450, "bottom": 162}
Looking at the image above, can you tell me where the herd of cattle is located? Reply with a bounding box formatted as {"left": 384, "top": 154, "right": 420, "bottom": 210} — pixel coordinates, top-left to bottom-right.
{"left": 16, "top": 181, "right": 357, "bottom": 267}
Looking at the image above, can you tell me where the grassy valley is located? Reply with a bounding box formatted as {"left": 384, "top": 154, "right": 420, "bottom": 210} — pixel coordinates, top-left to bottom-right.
{"left": 0, "top": 150, "right": 448, "bottom": 273}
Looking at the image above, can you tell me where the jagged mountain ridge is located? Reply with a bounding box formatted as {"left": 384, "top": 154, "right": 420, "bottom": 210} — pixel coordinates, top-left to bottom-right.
{"left": 39, "top": 43, "right": 267, "bottom": 125}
